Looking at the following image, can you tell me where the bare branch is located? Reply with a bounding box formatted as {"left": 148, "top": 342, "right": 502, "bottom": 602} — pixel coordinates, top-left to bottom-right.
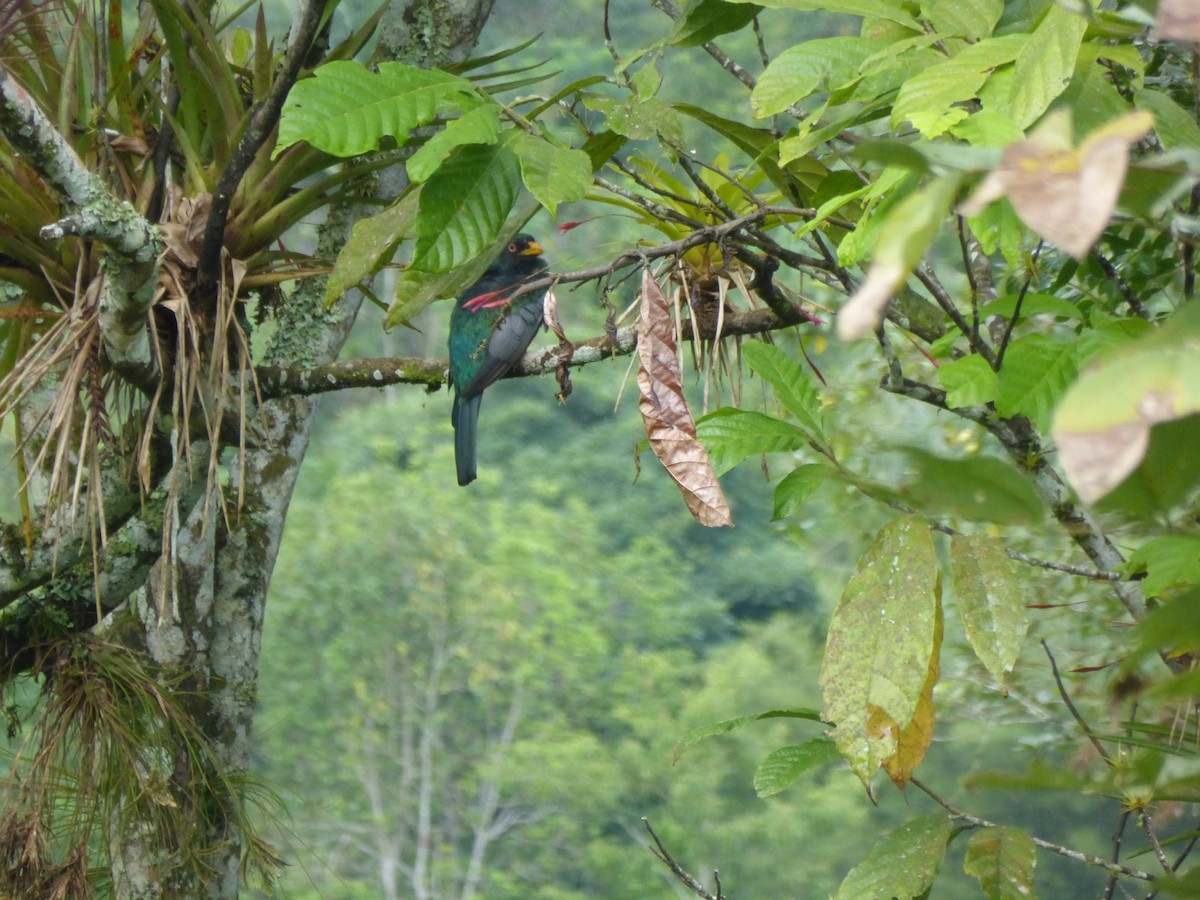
{"left": 1042, "top": 639, "right": 1115, "bottom": 767}
{"left": 643, "top": 818, "right": 727, "bottom": 900}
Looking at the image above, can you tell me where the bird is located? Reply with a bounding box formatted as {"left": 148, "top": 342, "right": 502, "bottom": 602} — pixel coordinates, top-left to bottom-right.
{"left": 449, "top": 234, "right": 548, "bottom": 486}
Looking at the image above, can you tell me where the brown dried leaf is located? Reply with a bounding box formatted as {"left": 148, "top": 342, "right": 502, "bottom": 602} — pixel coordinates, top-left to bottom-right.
{"left": 960, "top": 111, "right": 1152, "bottom": 259}
{"left": 636, "top": 269, "right": 732, "bottom": 527}
{"left": 542, "top": 285, "right": 574, "bottom": 401}
{"left": 1155, "top": 0, "right": 1200, "bottom": 43}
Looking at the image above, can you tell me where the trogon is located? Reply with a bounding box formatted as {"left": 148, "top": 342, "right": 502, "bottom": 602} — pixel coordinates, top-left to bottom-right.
{"left": 448, "top": 234, "right": 547, "bottom": 486}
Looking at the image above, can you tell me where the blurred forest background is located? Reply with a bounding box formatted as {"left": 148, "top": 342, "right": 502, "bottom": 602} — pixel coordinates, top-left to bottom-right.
{"left": 226, "top": 1, "right": 1133, "bottom": 897}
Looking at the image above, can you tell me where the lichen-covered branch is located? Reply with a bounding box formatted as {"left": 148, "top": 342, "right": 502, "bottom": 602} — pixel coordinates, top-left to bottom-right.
{"left": 0, "top": 66, "right": 160, "bottom": 377}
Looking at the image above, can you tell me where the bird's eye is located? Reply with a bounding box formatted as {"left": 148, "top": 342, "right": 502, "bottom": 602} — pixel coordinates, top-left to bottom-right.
{"left": 507, "top": 243, "right": 518, "bottom": 253}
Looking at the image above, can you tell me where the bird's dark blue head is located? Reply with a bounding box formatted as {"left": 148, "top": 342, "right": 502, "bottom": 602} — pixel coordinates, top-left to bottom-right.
{"left": 487, "top": 234, "right": 545, "bottom": 278}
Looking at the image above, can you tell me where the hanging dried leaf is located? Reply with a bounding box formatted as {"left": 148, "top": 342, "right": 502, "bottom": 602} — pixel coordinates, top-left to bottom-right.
{"left": 960, "top": 110, "right": 1152, "bottom": 260}
{"left": 636, "top": 268, "right": 733, "bottom": 527}
{"left": 542, "top": 285, "right": 574, "bottom": 401}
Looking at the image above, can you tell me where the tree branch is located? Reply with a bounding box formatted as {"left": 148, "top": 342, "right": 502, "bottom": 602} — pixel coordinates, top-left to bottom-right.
{"left": 194, "top": 0, "right": 327, "bottom": 306}
{"left": 0, "top": 66, "right": 160, "bottom": 378}
{"left": 910, "top": 778, "right": 1155, "bottom": 882}
{"left": 643, "top": 818, "right": 727, "bottom": 900}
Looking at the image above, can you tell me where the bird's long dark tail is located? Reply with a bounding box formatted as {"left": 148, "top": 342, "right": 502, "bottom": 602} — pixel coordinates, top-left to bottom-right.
{"left": 451, "top": 392, "right": 482, "bottom": 486}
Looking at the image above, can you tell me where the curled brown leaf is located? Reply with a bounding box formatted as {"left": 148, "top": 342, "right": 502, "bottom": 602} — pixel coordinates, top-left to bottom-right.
{"left": 636, "top": 269, "right": 733, "bottom": 527}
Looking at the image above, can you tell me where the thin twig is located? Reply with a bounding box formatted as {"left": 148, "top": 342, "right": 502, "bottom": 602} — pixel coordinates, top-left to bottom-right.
{"left": 643, "top": 818, "right": 726, "bottom": 900}
{"left": 910, "top": 779, "right": 1155, "bottom": 882}
{"left": 1141, "top": 813, "right": 1173, "bottom": 874}
{"left": 1092, "top": 252, "right": 1154, "bottom": 320}
{"left": 1042, "top": 639, "right": 1115, "bottom": 767}
{"left": 1104, "top": 809, "right": 1132, "bottom": 900}
{"left": 995, "top": 240, "right": 1042, "bottom": 370}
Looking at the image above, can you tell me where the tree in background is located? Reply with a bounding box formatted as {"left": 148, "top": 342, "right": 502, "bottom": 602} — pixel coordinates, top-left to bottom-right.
{"left": 1, "top": 0, "right": 1200, "bottom": 898}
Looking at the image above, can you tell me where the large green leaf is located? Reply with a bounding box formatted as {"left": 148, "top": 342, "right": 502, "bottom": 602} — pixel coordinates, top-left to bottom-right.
{"left": 994, "top": 334, "right": 1081, "bottom": 431}
{"left": 938, "top": 354, "right": 998, "bottom": 408}
{"left": 696, "top": 407, "right": 809, "bottom": 475}
{"left": 920, "top": 0, "right": 1003, "bottom": 40}
{"left": 951, "top": 534, "right": 1028, "bottom": 690}
{"left": 903, "top": 450, "right": 1046, "bottom": 525}
{"left": 835, "top": 814, "right": 954, "bottom": 900}
{"left": 891, "top": 35, "right": 1026, "bottom": 137}
{"left": 963, "top": 827, "right": 1038, "bottom": 900}
{"left": 277, "top": 61, "right": 478, "bottom": 158}
{"left": 511, "top": 134, "right": 592, "bottom": 217}
{"left": 1008, "top": 3, "right": 1088, "bottom": 128}
{"left": 752, "top": 38, "right": 889, "bottom": 119}
{"left": 406, "top": 103, "right": 501, "bottom": 182}
{"left": 741, "top": 341, "right": 824, "bottom": 439}
{"left": 727, "top": 0, "right": 921, "bottom": 30}
{"left": 1136, "top": 89, "right": 1200, "bottom": 151}
{"left": 411, "top": 141, "right": 523, "bottom": 273}
{"left": 820, "top": 516, "right": 939, "bottom": 783}
{"left": 753, "top": 739, "right": 841, "bottom": 797}
{"left": 669, "top": 0, "right": 763, "bottom": 46}
{"left": 1122, "top": 536, "right": 1200, "bottom": 598}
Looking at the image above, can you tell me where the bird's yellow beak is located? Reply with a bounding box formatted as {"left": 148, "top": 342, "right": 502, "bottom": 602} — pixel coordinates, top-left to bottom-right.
{"left": 519, "top": 241, "right": 544, "bottom": 257}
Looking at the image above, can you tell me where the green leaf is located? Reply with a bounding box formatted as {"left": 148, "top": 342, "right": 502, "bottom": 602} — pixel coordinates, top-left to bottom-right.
{"left": 406, "top": 103, "right": 501, "bottom": 182}
{"left": 834, "top": 814, "right": 954, "bottom": 900}
{"left": 411, "top": 142, "right": 522, "bottom": 273}
{"left": 951, "top": 534, "right": 1029, "bottom": 690}
{"left": 753, "top": 739, "right": 841, "bottom": 797}
{"left": 1009, "top": 3, "right": 1088, "bottom": 129}
{"left": 920, "top": 0, "right": 1003, "bottom": 40}
{"left": 1123, "top": 537, "right": 1200, "bottom": 598}
{"left": 752, "top": 38, "right": 888, "bottom": 118}
{"left": 741, "top": 341, "right": 824, "bottom": 439}
{"left": 773, "top": 463, "right": 835, "bottom": 520}
{"left": 696, "top": 408, "right": 809, "bottom": 475}
{"left": 325, "top": 192, "right": 420, "bottom": 306}
{"left": 994, "top": 334, "right": 1081, "bottom": 431}
{"left": 673, "top": 708, "right": 824, "bottom": 762}
{"left": 963, "top": 827, "right": 1038, "bottom": 900}
{"left": 1137, "top": 589, "right": 1200, "bottom": 660}
{"left": 728, "top": 0, "right": 921, "bottom": 31}
{"left": 1136, "top": 89, "right": 1200, "bottom": 151}
{"left": 277, "top": 61, "right": 478, "bottom": 157}
{"left": 511, "top": 134, "right": 592, "bottom": 217}
{"left": 583, "top": 93, "right": 683, "bottom": 146}
{"left": 670, "top": 0, "right": 762, "bottom": 46}
{"left": 386, "top": 196, "right": 541, "bottom": 327}
{"left": 938, "top": 354, "right": 997, "bottom": 408}
{"left": 820, "top": 516, "right": 939, "bottom": 783}
{"left": 903, "top": 450, "right": 1046, "bottom": 525}
{"left": 891, "top": 35, "right": 1026, "bottom": 137}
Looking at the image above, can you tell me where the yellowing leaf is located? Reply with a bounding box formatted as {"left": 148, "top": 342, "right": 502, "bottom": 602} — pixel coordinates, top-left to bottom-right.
{"left": 951, "top": 534, "right": 1028, "bottom": 690}
{"left": 881, "top": 589, "right": 941, "bottom": 788}
{"left": 960, "top": 110, "right": 1152, "bottom": 259}
{"left": 636, "top": 270, "right": 733, "bottom": 527}
{"left": 820, "top": 516, "right": 939, "bottom": 784}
